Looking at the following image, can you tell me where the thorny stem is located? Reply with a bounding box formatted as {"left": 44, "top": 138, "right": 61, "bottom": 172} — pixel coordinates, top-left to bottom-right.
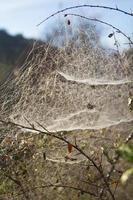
{"left": 64, "top": 13, "right": 133, "bottom": 45}
{"left": 0, "top": 119, "right": 115, "bottom": 199}
{"left": 36, "top": 4, "right": 133, "bottom": 48}
{"left": 37, "top": 4, "right": 133, "bottom": 26}
{"left": 2, "top": 122, "right": 132, "bottom": 199}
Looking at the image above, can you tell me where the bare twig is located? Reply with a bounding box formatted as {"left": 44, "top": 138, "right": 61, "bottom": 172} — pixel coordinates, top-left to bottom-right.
{"left": 13, "top": 183, "right": 97, "bottom": 197}
{"left": 64, "top": 13, "right": 133, "bottom": 45}
{"left": 107, "top": 132, "right": 133, "bottom": 179}
{"left": 0, "top": 119, "right": 115, "bottom": 199}
{"left": 37, "top": 4, "right": 133, "bottom": 26}
{"left": 104, "top": 132, "right": 133, "bottom": 198}
{"left": 32, "top": 183, "right": 97, "bottom": 197}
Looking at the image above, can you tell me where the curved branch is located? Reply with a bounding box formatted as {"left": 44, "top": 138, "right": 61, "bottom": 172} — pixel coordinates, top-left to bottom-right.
{"left": 0, "top": 119, "right": 115, "bottom": 200}
{"left": 15, "top": 183, "right": 97, "bottom": 197}
{"left": 37, "top": 4, "right": 133, "bottom": 26}
{"left": 64, "top": 13, "right": 133, "bottom": 45}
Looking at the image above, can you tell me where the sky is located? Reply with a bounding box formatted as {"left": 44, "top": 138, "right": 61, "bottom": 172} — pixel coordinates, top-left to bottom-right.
{"left": 0, "top": 0, "right": 133, "bottom": 49}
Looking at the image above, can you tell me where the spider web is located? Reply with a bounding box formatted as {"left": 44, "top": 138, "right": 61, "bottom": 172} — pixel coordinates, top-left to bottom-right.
{"left": 0, "top": 25, "right": 133, "bottom": 132}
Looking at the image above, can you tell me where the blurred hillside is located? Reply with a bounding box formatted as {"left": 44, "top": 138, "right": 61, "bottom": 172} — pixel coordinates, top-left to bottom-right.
{"left": 0, "top": 30, "right": 34, "bottom": 83}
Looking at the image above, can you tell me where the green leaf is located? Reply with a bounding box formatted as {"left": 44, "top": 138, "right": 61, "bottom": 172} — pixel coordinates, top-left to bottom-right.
{"left": 117, "top": 144, "right": 133, "bottom": 163}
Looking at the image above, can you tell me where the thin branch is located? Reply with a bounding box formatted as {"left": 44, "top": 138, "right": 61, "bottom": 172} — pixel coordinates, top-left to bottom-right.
{"left": 1, "top": 170, "right": 29, "bottom": 200}
{"left": 107, "top": 132, "right": 133, "bottom": 179}
{"left": 64, "top": 13, "right": 133, "bottom": 45}
{"left": 104, "top": 132, "right": 133, "bottom": 197}
{"left": 13, "top": 183, "right": 97, "bottom": 198}
{"left": 24, "top": 116, "right": 35, "bottom": 129}
{"left": 0, "top": 119, "right": 115, "bottom": 200}
{"left": 37, "top": 4, "right": 133, "bottom": 26}
{"left": 32, "top": 184, "right": 97, "bottom": 197}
